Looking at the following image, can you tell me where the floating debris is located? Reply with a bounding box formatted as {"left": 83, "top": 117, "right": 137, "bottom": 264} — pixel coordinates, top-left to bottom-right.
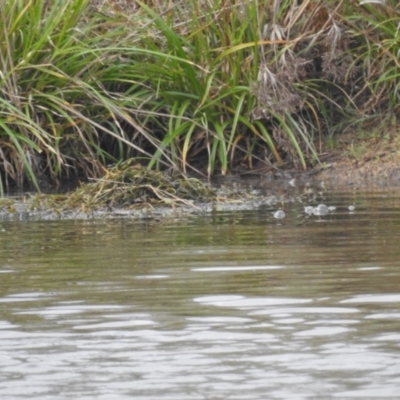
{"left": 313, "top": 204, "right": 329, "bottom": 216}
{"left": 304, "top": 206, "right": 314, "bottom": 214}
{"left": 273, "top": 210, "right": 286, "bottom": 219}
{"left": 304, "top": 203, "right": 336, "bottom": 216}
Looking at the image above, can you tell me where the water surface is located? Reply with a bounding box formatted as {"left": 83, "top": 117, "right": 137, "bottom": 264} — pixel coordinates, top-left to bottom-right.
{"left": 1, "top": 190, "right": 400, "bottom": 399}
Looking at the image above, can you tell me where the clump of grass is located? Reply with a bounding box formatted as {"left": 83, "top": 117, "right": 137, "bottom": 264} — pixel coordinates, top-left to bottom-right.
{"left": 345, "top": 0, "right": 400, "bottom": 114}
{"left": 132, "top": 0, "right": 318, "bottom": 175}
{"left": 0, "top": 0, "right": 160, "bottom": 194}
{"left": 29, "top": 160, "right": 215, "bottom": 211}
{"left": 128, "top": 0, "right": 369, "bottom": 174}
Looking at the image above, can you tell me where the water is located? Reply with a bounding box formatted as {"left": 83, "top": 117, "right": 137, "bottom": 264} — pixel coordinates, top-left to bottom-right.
{"left": 1, "top": 190, "right": 400, "bottom": 399}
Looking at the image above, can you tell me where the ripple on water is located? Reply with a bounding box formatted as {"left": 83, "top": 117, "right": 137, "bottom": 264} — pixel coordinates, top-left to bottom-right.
{"left": 341, "top": 294, "right": 400, "bottom": 303}
{"left": 194, "top": 295, "right": 313, "bottom": 308}
{"left": 192, "top": 265, "right": 284, "bottom": 272}
{"left": 0, "top": 292, "right": 53, "bottom": 303}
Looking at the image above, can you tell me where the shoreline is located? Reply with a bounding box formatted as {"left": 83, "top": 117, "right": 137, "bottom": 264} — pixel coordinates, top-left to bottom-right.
{"left": 2, "top": 162, "right": 400, "bottom": 222}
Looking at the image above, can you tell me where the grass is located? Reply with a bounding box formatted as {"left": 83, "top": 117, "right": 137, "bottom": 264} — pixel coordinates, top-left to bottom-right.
{"left": 0, "top": 0, "right": 160, "bottom": 193}
{"left": 0, "top": 0, "right": 399, "bottom": 195}
{"left": 27, "top": 161, "right": 216, "bottom": 212}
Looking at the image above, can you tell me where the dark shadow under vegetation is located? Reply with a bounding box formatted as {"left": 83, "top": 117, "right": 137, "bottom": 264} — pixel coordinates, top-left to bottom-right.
{"left": 0, "top": 0, "right": 399, "bottom": 196}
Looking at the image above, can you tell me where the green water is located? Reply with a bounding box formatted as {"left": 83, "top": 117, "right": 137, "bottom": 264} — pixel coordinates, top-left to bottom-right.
{"left": 1, "top": 191, "right": 400, "bottom": 399}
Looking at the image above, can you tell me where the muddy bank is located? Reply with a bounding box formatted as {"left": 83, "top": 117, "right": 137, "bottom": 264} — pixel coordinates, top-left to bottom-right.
{"left": 312, "top": 127, "right": 400, "bottom": 188}
{"left": 315, "top": 161, "right": 400, "bottom": 188}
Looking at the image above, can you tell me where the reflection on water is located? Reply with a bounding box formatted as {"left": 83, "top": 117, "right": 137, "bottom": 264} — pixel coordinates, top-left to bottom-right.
{"left": 1, "top": 191, "right": 400, "bottom": 399}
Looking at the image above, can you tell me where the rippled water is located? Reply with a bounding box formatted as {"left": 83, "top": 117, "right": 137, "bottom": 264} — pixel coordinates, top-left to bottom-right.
{"left": 1, "top": 191, "right": 400, "bottom": 399}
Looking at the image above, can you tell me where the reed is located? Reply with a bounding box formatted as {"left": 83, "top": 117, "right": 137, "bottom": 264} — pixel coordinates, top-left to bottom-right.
{"left": 0, "top": 0, "right": 158, "bottom": 192}
{"left": 0, "top": 0, "right": 399, "bottom": 194}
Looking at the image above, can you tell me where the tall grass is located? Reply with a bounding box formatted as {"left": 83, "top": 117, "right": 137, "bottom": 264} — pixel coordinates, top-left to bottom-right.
{"left": 0, "top": 0, "right": 159, "bottom": 193}
{"left": 346, "top": 0, "right": 400, "bottom": 113}
{"left": 1, "top": 0, "right": 399, "bottom": 193}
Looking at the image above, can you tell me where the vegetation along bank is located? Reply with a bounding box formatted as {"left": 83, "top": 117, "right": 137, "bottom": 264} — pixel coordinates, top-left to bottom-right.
{"left": 1, "top": 0, "right": 399, "bottom": 200}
